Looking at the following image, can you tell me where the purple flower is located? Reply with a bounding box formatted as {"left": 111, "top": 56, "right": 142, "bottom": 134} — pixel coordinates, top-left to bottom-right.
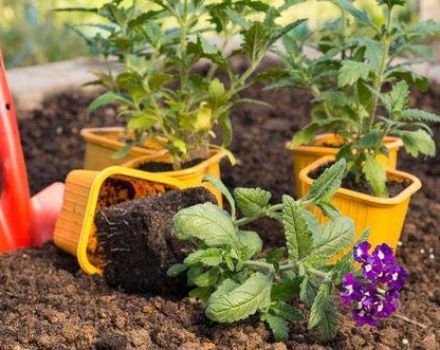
{"left": 386, "top": 264, "right": 408, "bottom": 292}
{"left": 353, "top": 242, "right": 371, "bottom": 263}
{"left": 341, "top": 242, "right": 408, "bottom": 327}
{"left": 372, "top": 244, "right": 395, "bottom": 265}
{"left": 341, "top": 273, "right": 363, "bottom": 305}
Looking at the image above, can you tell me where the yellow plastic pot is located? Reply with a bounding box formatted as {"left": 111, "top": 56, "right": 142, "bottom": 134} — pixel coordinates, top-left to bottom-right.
{"left": 81, "top": 127, "right": 166, "bottom": 170}
{"left": 299, "top": 156, "right": 422, "bottom": 252}
{"left": 287, "top": 133, "right": 404, "bottom": 197}
{"left": 53, "top": 166, "right": 186, "bottom": 276}
{"left": 122, "top": 149, "right": 226, "bottom": 206}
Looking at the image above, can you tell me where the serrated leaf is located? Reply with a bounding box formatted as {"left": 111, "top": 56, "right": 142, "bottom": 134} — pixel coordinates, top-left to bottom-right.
{"left": 238, "top": 230, "right": 263, "bottom": 260}
{"left": 234, "top": 187, "right": 272, "bottom": 218}
{"left": 261, "top": 313, "right": 289, "bottom": 342}
{"left": 271, "top": 277, "right": 301, "bottom": 301}
{"left": 206, "top": 272, "right": 272, "bottom": 323}
{"left": 308, "top": 283, "right": 338, "bottom": 342}
{"left": 299, "top": 274, "right": 318, "bottom": 308}
{"left": 352, "top": 37, "right": 382, "bottom": 70}
{"left": 362, "top": 157, "right": 387, "bottom": 197}
{"left": 242, "top": 22, "right": 269, "bottom": 59}
{"left": 401, "top": 109, "right": 440, "bottom": 123}
{"left": 354, "top": 130, "right": 382, "bottom": 149}
{"left": 312, "top": 217, "right": 355, "bottom": 257}
{"left": 409, "top": 20, "right": 440, "bottom": 39}
{"left": 167, "top": 263, "right": 188, "bottom": 277}
{"left": 394, "top": 129, "right": 436, "bottom": 158}
{"left": 338, "top": 60, "right": 371, "bottom": 87}
{"left": 173, "top": 203, "right": 239, "bottom": 248}
{"left": 282, "top": 196, "right": 314, "bottom": 262}
{"left": 386, "top": 68, "right": 429, "bottom": 92}
{"left": 272, "top": 301, "right": 304, "bottom": 321}
{"left": 305, "top": 159, "right": 346, "bottom": 203}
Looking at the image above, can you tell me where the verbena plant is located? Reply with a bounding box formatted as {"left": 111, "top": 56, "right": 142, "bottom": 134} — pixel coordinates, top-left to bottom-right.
{"left": 168, "top": 160, "right": 408, "bottom": 341}
{"left": 273, "top": 0, "right": 440, "bottom": 196}
{"left": 60, "top": 0, "right": 305, "bottom": 168}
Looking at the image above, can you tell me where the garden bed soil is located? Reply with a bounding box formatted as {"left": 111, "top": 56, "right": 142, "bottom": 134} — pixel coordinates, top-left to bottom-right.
{"left": 310, "top": 164, "right": 409, "bottom": 197}
{"left": 1, "top": 62, "right": 440, "bottom": 349}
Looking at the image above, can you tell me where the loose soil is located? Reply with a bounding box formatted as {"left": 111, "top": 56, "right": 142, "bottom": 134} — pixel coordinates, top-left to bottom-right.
{"left": 0, "top": 61, "right": 440, "bottom": 349}
{"left": 137, "top": 158, "right": 204, "bottom": 173}
{"left": 309, "top": 164, "right": 409, "bottom": 197}
{"left": 95, "top": 187, "right": 216, "bottom": 296}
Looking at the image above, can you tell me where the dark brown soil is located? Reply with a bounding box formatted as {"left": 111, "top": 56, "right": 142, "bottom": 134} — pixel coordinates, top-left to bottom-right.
{"left": 95, "top": 187, "right": 216, "bottom": 296}
{"left": 0, "top": 61, "right": 439, "bottom": 349}
{"left": 310, "top": 163, "right": 409, "bottom": 197}
{"left": 137, "top": 158, "right": 204, "bottom": 172}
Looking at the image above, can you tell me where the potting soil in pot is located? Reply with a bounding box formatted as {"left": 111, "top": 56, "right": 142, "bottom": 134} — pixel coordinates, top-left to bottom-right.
{"left": 95, "top": 187, "right": 216, "bottom": 296}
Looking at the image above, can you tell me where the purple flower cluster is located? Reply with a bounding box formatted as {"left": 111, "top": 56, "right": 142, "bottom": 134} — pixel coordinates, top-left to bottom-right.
{"left": 341, "top": 242, "right": 408, "bottom": 327}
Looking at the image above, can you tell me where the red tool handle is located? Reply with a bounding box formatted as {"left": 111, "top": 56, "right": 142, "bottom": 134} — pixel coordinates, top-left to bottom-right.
{"left": 0, "top": 49, "right": 32, "bottom": 251}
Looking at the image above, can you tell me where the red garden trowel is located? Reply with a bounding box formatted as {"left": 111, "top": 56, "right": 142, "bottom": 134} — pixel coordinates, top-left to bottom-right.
{"left": 0, "top": 49, "right": 64, "bottom": 252}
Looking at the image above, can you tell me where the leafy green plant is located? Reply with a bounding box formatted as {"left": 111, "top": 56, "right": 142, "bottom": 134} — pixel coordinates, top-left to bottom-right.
{"left": 60, "top": 0, "right": 305, "bottom": 168}
{"left": 168, "top": 159, "right": 369, "bottom": 341}
{"left": 273, "top": 0, "right": 440, "bottom": 196}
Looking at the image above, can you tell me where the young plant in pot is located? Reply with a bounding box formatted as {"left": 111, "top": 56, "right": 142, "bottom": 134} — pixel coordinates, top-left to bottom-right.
{"left": 270, "top": 0, "right": 440, "bottom": 196}
{"left": 62, "top": 0, "right": 306, "bottom": 185}
{"left": 167, "top": 160, "right": 408, "bottom": 342}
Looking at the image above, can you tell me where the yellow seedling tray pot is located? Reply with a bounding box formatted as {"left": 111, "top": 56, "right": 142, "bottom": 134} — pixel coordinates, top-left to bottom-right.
{"left": 81, "top": 127, "right": 166, "bottom": 170}
{"left": 287, "top": 133, "right": 403, "bottom": 197}
{"left": 53, "top": 166, "right": 186, "bottom": 276}
{"left": 122, "top": 149, "right": 227, "bottom": 206}
{"left": 299, "top": 156, "right": 422, "bottom": 252}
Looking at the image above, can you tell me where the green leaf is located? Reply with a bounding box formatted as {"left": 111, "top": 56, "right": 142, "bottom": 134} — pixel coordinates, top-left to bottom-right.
{"left": 394, "top": 129, "right": 436, "bottom": 158}
{"left": 352, "top": 37, "right": 382, "bottom": 70}
{"left": 388, "top": 81, "right": 410, "bottom": 113}
{"left": 189, "top": 287, "right": 212, "bottom": 301}
{"left": 409, "top": 20, "right": 440, "bottom": 39}
{"left": 86, "top": 91, "right": 131, "bottom": 117}
{"left": 272, "top": 301, "right": 304, "bottom": 320}
{"left": 338, "top": 60, "right": 371, "bottom": 87}
{"left": 401, "top": 109, "right": 440, "bottom": 123}
{"left": 308, "top": 283, "right": 338, "bottom": 342}
{"left": 208, "top": 79, "right": 227, "bottom": 110}
{"left": 242, "top": 22, "right": 269, "bottom": 59}
{"left": 238, "top": 230, "right": 263, "bottom": 259}
{"left": 167, "top": 263, "right": 188, "bottom": 277}
{"left": 206, "top": 272, "right": 272, "bottom": 323}
{"left": 312, "top": 217, "right": 355, "bottom": 257}
{"left": 290, "top": 122, "right": 319, "bottom": 147}
{"left": 184, "top": 248, "right": 223, "bottom": 267}
{"left": 111, "top": 142, "right": 136, "bottom": 160}
{"left": 331, "top": 0, "right": 373, "bottom": 27}
{"left": 127, "top": 112, "right": 158, "bottom": 130}
{"left": 271, "top": 277, "right": 301, "bottom": 302}
{"left": 362, "top": 157, "right": 387, "bottom": 197}
{"left": 203, "top": 175, "right": 235, "bottom": 215}
{"left": 354, "top": 130, "right": 382, "bottom": 149}
{"left": 234, "top": 188, "right": 272, "bottom": 218}
{"left": 192, "top": 268, "right": 220, "bottom": 287}
{"left": 261, "top": 313, "right": 289, "bottom": 342}
{"left": 305, "top": 159, "right": 346, "bottom": 203}
{"left": 219, "top": 112, "right": 233, "bottom": 146}
{"left": 173, "top": 203, "right": 239, "bottom": 248}
{"left": 299, "top": 274, "right": 318, "bottom": 308}
{"left": 282, "top": 196, "right": 314, "bottom": 262}
{"left": 386, "top": 69, "right": 429, "bottom": 92}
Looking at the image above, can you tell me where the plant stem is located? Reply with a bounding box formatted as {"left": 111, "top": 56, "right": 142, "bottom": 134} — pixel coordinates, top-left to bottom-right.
{"left": 367, "top": 7, "right": 393, "bottom": 132}
{"left": 244, "top": 261, "right": 275, "bottom": 276}
{"left": 235, "top": 203, "right": 284, "bottom": 226}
